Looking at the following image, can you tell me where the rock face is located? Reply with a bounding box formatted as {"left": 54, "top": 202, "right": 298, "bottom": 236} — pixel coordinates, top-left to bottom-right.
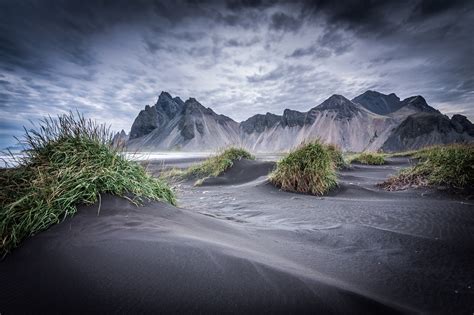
{"left": 281, "top": 109, "right": 306, "bottom": 127}
{"left": 129, "top": 92, "right": 184, "bottom": 139}
{"left": 381, "top": 113, "right": 474, "bottom": 152}
{"left": 313, "top": 94, "right": 362, "bottom": 119}
{"left": 241, "top": 113, "right": 282, "bottom": 134}
{"left": 238, "top": 94, "right": 396, "bottom": 152}
{"left": 127, "top": 93, "right": 240, "bottom": 151}
{"left": 352, "top": 90, "right": 402, "bottom": 115}
{"left": 126, "top": 91, "right": 473, "bottom": 152}
{"left": 112, "top": 129, "right": 129, "bottom": 147}
{"left": 352, "top": 91, "right": 440, "bottom": 116}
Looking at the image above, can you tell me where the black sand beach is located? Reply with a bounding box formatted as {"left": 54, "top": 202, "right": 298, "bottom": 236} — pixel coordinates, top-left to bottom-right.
{"left": 1, "top": 157, "right": 473, "bottom": 313}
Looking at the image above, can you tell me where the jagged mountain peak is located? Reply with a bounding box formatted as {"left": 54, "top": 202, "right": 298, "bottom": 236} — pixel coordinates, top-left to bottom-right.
{"left": 352, "top": 90, "right": 402, "bottom": 115}
{"left": 112, "top": 129, "right": 129, "bottom": 146}
{"left": 158, "top": 91, "right": 173, "bottom": 99}
{"left": 282, "top": 109, "right": 306, "bottom": 127}
{"left": 127, "top": 90, "right": 473, "bottom": 152}
{"left": 357, "top": 90, "right": 399, "bottom": 99}
{"left": 313, "top": 94, "right": 361, "bottom": 119}
{"left": 129, "top": 91, "right": 183, "bottom": 139}
{"left": 173, "top": 97, "right": 184, "bottom": 106}
{"left": 381, "top": 112, "right": 473, "bottom": 151}
{"left": 184, "top": 97, "right": 202, "bottom": 107}
{"left": 155, "top": 92, "right": 183, "bottom": 119}
{"left": 399, "top": 95, "right": 439, "bottom": 114}
{"left": 183, "top": 98, "right": 216, "bottom": 116}
{"left": 241, "top": 112, "right": 281, "bottom": 134}
{"left": 317, "top": 94, "right": 356, "bottom": 108}
{"left": 451, "top": 114, "right": 474, "bottom": 136}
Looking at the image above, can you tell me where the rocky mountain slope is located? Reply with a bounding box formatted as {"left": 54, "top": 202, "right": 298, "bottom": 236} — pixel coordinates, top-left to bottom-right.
{"left": 382, "top": 113, "right": 474, "bottom": 151}
{"left": 239, "top": 95, "right": 396, "bottom": 152}
{"left": 124, "top": 91, "right": 473, "bottom": 152}
{"left": 127, "top": 92, "right": 240, "bottom": 151}
{"left": 112, "top": 129, "right": 129, "bottom": 147}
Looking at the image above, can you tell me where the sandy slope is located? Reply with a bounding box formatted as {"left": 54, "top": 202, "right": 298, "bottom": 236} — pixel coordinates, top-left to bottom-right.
{"left": 177, "top": 157, "right": 474, "bottom": 313}
{"left": 1, "top": 157, "right": 473, "bottom": 313}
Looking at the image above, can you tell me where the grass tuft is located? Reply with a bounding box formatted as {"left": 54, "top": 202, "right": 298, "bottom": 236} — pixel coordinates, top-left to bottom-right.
{"left": 270, "top": 141, "right": 337, "bottom": 195}
{"left": 349, "top": 152, "right": 385, "bottom": 165}
{"left": 325, "top": 144, "right": 348, "bottom": 169}
{"left": 186, "top": 147, "right": 254, "bottom": 178}
{"left": 162, "top": 147, "right": 254, "bottom": 185}
{"left": 0, "top": 112, "right": 176, "bottom": 255}
{"left": 380, "top": 144, "right": 474, "bottom": 191}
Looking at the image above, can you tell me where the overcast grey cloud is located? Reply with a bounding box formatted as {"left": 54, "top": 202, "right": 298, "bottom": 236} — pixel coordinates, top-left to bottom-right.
{"left": 0, "top": 0, "right": 473, "bottom": 148}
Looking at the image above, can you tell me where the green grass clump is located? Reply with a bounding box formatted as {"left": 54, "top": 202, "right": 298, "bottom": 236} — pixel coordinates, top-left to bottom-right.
{"left": 381, "top": 144, "right": 474, "bottom": 190}
{"left": 270, "top": 141, "right": 337, "bottom": 195}
{"left": 0, "top": 112, "right": 175, "bottom": 255}
{"left": 168, "top": 147, "right": 254, "bottom": 180}
{"left": 350, "top": 152, "right": 386, "bottom": 165}
{"left": 325, "top": 144, "right": 347, "bottom": 169}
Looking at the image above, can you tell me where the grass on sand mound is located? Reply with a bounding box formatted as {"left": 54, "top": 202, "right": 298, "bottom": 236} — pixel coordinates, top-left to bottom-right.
{"left": 380, "top": 144, "right": 474, "bottom": 191}
{"left": 163, "top": 147, "right": 254, "bottom": 185}
{"left": 0, "top": 112, "right": 176, "bottom": 255}
{"left": 349, "top": 152, "right": 385, "bottom": 165}
{"left": 270, "top": 141, "right": 337, "bottom": 195}
{"left": 325, "top": 144, "right": 347, "bottom": 169}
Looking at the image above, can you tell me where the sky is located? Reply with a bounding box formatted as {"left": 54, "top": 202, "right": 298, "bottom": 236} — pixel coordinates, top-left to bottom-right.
{"left": 0, "top": 0, "right": 473, "bottom": 148}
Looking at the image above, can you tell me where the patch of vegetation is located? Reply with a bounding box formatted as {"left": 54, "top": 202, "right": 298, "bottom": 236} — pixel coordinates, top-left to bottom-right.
{"left": 270, "top": 141, "right": 337, "bottom": 195}
{"left": 0, "top": 112, "right": 176, "bottom": 255}
{"left": 385, "top": 147, "right": 432, "bottom": 158}
{"left": 349, "top": 152, "right": 386, "bottom": 165}
{"left": 163, "top": 147, "right": 254, "bottom": 185}
{"left": 325, "top": 144, "right": 348, "bottom": 169}
{"left": 187, "top": 147, "right": 254, "bottom": 178}
{"left": 380, "top": 144, "right": 474, "bottom": 191}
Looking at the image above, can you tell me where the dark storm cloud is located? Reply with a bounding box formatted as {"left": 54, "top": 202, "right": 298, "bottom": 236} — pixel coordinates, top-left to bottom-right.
{"left": 287, "top": 27, "right": 353, "bottom": 58}
{"left": 301, "top": 0, "right": 473, "bottom": 37}
{"left": 173, "top": 31, "right": 207, "bottom": 42}
{"left": 411, "top": 0, "right": 469, "bottom": 18}
{"left": 226, "top": 0, "right": 274, "bottom": 11}
{"left": 269, "top": 12, "right": 303, "bottom": 32}
{"left": 223, "top": 36, "right": 261, "bottom": 47}
{"left": 317, "top": 29, "right": 353, "bottom": 55}
{"left": 247, "top": 64, "right": 314, "bottom": 83}
{"left": 288, "top": 45, "right": 331, "bottom": 58}
{"left": 0, "top": 0, "right": 473, "bottom": 148}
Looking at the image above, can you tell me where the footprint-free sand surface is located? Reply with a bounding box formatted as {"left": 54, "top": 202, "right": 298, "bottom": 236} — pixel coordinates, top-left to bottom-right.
{"left": 1, "top": 156, "right": 473, "bottom": 313}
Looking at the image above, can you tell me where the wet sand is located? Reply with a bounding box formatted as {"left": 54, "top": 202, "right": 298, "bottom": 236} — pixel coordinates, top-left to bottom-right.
{"left": 1, "top": 157, "right": 473, "bottom": 313}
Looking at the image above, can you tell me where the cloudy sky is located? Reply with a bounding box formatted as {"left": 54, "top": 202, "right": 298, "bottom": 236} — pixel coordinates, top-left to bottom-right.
{"left": 1, "top": 0, "right": 473, "bottom": 148}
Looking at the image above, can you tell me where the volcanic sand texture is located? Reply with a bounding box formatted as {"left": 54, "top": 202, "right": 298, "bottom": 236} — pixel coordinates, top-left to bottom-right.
{"left": 1, "top": 157, "right": 473, "bottom": 313}
{"left": 176, "top": 157, "right": 474, "bottom": 313}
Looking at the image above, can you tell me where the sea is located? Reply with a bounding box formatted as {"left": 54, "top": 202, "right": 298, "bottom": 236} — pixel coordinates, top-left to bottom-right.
{"left": 0, "top": 151, "right": 213, "bottom": 168}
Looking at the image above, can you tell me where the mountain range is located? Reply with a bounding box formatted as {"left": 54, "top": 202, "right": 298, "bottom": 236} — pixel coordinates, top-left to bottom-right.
{"left": 123, "top": 91, "right": 473, "bottom": 152}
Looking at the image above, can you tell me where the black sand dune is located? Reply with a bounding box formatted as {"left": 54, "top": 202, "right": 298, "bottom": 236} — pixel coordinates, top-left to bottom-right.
{"left": 199, "top": 159, "right": 275, "bottom": 186}
{"left": 1, "top": 157, "right": 473, "bottom": 313}
{"left": 1, "top": 195, "right": 403, "bottom": 314}
{"left": 177, "top": 157, "right": 474, "bottom": 313}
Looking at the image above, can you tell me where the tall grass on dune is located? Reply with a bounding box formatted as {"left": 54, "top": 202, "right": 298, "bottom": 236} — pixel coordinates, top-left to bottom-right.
{"left": 349, "top": 152, "right": 385, "bottom": 165}
{"left": 0, "top": 112, "right": 176, "bottom": 255}
{"left": 187, "top": 147, "right": 254, "bottom": 178}
{"left": 325, "top": 144, "right": 347, "bottom": 169}
{"left": 163, "top": 147, "right": 254, "bottom": 185}
{"left": 270, "top": 141, "right": 337, "bottom": 195}
{"left": 380, "top": 144, "right": 474, "bottom": 191}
